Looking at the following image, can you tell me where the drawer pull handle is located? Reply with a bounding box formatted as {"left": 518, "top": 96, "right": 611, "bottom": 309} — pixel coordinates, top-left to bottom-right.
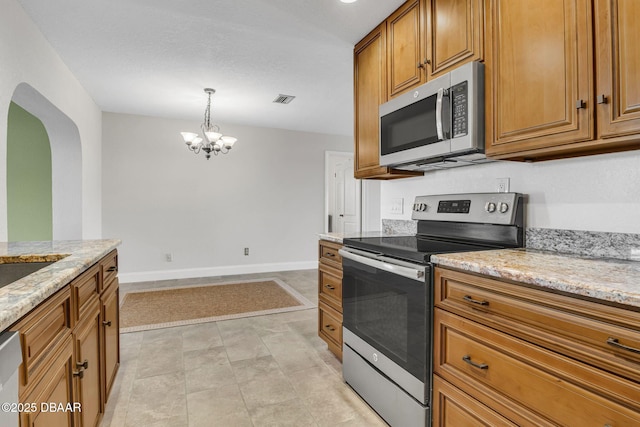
{"left": 463, "top": 355, "right": 488, "bottom": 370}
{"left": 463, "top": 295, "right": 489, "bottom": 306}
{"left": 73, "top": 370, "right": 84, "bottom": 379}
{"left": 76, "top": 359, "right": 89, "bottom": 369}
{"left": 324, "top": 252, "right": 336, "bottom": 258}
{"left": 107, "top": 266, "right": 118, "bottom": 272}
{"left": 607, "top": 337, "right": 640, "bottom": 354}
{"left": 324, "top": 325, "right": 336, "bottom": 332}
{"left": 103, "top": 320, "right": 112, "bottom": 327}
{"left": 324, "top": 284, "right": 336, "bottom": 290}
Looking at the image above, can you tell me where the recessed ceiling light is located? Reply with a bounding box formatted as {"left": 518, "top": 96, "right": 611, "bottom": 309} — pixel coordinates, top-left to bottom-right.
{"left": 340, "top": 0, "right": 357, "bottom": 3}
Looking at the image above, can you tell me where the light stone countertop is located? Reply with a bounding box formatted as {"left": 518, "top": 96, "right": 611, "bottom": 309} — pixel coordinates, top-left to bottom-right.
{"left": 432, "top": 249, "right": 640, "bottom": 309}
{"left": 319, "top": 231, "right": 409, "bottom": 244}
{"left": 0, "top": 239, "right": 121, "bottom": 332}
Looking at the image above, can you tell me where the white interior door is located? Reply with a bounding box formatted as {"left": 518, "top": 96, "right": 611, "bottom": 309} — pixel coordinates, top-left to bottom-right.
{"left": 325, "top": 152, "right": 361, "bottom": 233}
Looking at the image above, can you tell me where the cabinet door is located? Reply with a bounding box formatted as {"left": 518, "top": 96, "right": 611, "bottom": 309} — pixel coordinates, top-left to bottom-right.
{"left": 388, "top": 0, "right": 425, "bottom": 97}
{"left": 595, "top": 0, "right": 640, "bottom": 139}
{"left": 485, "top": 0, "right": 594, "bottom": 158}
{"left": 426, "top": 0, "right": 484, "bottom": 79}
{"left": 101, "top": 280, "right": 120, "bottom": 403}
{"left": 73, "top": 304, "right": 102, "bottom": 427}
{"left": 354, "top": 25, "right": 423, "bottom": 179}
{"left": 20, "top": 336, "right": 75, "bottom": 427}
{"left": 354, "top": 24, "right": 387, "bottom": 177}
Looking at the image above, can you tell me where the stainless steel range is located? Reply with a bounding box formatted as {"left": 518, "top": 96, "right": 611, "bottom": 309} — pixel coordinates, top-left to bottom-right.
{"left": 340, "top": 192, "right": 525, "bottom": 427}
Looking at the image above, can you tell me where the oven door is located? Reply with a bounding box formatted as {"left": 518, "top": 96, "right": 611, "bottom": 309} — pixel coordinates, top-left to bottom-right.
{"left": 340, "top": 247, "right": 431, "bottom": 403}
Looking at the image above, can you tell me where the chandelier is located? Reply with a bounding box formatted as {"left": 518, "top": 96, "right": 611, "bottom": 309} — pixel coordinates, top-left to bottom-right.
{"left": 180, "top": 88, "right": 237, "bottom": 160}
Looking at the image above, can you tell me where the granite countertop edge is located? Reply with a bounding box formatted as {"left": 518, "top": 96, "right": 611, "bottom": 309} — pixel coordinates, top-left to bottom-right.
{"left": 432, "top": 248, "right": 640, "bottom": 309}
{"left": 318, "top": 231, "right": 408, "bottom": 243}
{"left": 0, "top": 239, "right": 122, "bottom": 332}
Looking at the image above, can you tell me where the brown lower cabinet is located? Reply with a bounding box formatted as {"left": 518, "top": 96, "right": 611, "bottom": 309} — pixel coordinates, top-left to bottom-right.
{"left": 318, "top": 240, "right": 344, "bottom": 359}
{"left": 433, "top": 266, "right": 640, "bottom": 426}
{"left": 11, "top": 250, "right": 120, "bottom": 427}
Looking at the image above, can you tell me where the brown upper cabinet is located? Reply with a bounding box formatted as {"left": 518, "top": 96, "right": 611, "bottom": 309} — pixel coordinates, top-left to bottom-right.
{"left": 387, "top": 0, "right": 485, "bottom": 98}
{"left": 594, "top": 0, "right": 640, "bottom": 140}
{"left": 485, "top": 0, "right": 640, "bottom": 160}
{"left": 387, "top": 0, "right": 425, "bottom": 98}
{"left": 425, "top": 0, "right": 485, "bottom": 80}
{"left": 354, "top": 0, "right": 484, "bottom": 179}
{"left": 354, "top": 23, "right": 423, "bottom": 179}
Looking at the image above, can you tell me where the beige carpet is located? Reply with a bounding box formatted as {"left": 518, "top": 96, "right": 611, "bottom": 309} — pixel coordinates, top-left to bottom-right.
{"left": 120, "top": 278, "right": 315, "bottom": 333}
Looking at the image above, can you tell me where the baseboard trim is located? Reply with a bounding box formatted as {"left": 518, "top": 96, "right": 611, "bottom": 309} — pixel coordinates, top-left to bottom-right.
{"left": 119, "top": 261, "right": 318, "bottom": 283}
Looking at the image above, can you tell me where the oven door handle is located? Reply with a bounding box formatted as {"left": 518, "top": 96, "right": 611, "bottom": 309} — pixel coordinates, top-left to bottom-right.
{"left": 339, "top": 249, "right": 425, "bottom": 282}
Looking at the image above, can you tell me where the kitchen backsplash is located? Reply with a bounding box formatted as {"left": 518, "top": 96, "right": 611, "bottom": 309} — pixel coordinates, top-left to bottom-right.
{"left": 381, "top": 219, "right": 640, "bottom": 262}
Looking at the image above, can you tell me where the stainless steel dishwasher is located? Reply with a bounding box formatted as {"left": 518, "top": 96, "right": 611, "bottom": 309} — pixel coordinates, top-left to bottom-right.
{"left": 0, "top": 331, "right": 21, "bottom": 426}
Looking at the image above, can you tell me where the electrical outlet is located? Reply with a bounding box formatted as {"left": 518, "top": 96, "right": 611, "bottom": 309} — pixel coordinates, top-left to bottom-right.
{"left": 166, "top": 253, "right": 173, "bottom": 262}
{"left": 390, "top": 198, "right": 404, "bottom": 214}
{"left": 496, "top": 178, "right": 510, "bottom": 193}
{"left": 244, "top": 247, "right": 249, "bottom": 256}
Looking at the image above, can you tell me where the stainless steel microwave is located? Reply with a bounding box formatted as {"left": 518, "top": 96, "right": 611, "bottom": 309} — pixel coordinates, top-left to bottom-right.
{"left": 379, "top": 61, "right": 489, "bottom": 171}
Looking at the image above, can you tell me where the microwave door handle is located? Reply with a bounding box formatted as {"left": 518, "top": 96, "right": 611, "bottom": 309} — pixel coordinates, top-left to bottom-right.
{"left": 435, "top": 88, "right": 444, "bottom": 141}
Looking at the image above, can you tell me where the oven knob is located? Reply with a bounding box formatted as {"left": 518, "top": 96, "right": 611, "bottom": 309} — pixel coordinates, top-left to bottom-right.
{"left": 499, "top": 202, "right": 509, "bottom": 213}
{"left": 372, "top": 353, "right": 378, "bottom": 363}
{"left": 413, "top": 203, "right": 428, "bottom": 212}
{"left": 485, "top": 202, "right": 496, "bottom": 213}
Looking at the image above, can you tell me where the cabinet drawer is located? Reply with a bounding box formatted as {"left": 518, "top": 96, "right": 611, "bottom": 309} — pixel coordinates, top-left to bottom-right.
{"left": 435, "top": 267, "right": 640, "bottom": 382}
{"left": 71, "top": 264, "right": 100, "bottom": 324}
{"left": 101, "top": 250, "right": 118, "bottom": 291}
{"left": 432, "top": 375, "right": 517, "bottom": 427}
{"left": 435, "top": 309, "right": 640, "bottom": 426}
{"left": 10, "top": 286, "right": 71, "bottom": 394}
{"left": 319, "top": 240, "right": 342, "bottom": 269}
{"left": 318, "top": 263, "right": 342, "bottom": 310}
{"left": 319, "top": 301, "right": 343, "bottom": 347}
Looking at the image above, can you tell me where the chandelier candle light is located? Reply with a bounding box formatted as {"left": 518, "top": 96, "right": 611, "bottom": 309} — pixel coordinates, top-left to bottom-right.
{"left": 180, "top": 88, "right": 237, "bottom": 160}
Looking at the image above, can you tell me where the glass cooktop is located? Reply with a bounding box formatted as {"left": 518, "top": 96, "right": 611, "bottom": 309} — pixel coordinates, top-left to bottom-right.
{"left": 343, "top": 235, "right": 497, "bottom": 264}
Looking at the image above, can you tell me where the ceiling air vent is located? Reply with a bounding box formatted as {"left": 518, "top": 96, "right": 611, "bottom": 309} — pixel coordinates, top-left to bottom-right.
{"left": 273, "top": 94, "right": 296, "bottom": 104}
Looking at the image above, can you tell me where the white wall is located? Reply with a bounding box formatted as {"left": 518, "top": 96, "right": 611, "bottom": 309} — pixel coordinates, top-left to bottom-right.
{"left": 102, "top": 112, "right": 352, "bottom": 282}
{"left": 0, "top": 0, "right": 103, "bottom": 240}
{"left": 380, "top": 150, "right": 640, "bottom": 234}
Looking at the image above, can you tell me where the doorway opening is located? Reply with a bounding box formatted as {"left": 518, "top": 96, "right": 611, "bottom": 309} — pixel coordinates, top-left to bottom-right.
{"left": 7, "top": 83, "right": 83, "bottom": 240}
{"left": 325, "top": 151, "right": 361, "bottom": 234}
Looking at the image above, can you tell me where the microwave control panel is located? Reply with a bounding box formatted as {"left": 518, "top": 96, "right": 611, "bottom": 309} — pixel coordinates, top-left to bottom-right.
{"left": 451, "top": 81, "right": 468, "bottom": 138}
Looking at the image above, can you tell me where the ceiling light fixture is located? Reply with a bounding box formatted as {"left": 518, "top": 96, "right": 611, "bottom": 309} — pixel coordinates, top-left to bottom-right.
{"left": 180, "top": 88, "right": 237, "bottom": 160}
{"left": 340, "top": 0, "right": 358, "bottom": 3}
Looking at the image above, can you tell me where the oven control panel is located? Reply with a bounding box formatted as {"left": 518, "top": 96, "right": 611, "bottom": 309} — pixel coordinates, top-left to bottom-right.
{"left": 412, "top": 193, "right": 522, "bottom": 225}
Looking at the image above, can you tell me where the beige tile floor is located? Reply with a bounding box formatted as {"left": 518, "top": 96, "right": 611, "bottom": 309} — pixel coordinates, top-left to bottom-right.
{"left": 100, "top": 270, "right": 387, "bottom": 427}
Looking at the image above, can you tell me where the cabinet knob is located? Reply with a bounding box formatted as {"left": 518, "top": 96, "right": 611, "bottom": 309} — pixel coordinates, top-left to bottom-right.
{"left": 107, "top": 266, "right": 118, "bottom": 272}
{"left": 103, "top": 320, "right": 112, "bottom": 327}
{"left": 324, "top": 324, "right": 336, "bottom": 332}
{"left": 597, "top": 94, "right": 608, "bottom": 104}
{"left": 417, "top": 62, "right": 424, "bottom": 69}
{"left": 73, "top": 370, "right": 84, "bottom": 379}
{"left": 576, "top": 99, "right": 586, "bottom": 109}
{"left": 324, "top": 284, "right": 336, "bottom": 291}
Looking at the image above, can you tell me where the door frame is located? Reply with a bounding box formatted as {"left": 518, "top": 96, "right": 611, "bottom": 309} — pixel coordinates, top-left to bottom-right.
{"left": 324, "top": 151, "right": 362, "bottom": 234}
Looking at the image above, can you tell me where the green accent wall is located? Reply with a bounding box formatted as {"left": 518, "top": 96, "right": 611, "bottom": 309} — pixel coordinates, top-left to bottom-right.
{"left": 7, "top": 101, "right": 53, "bottom": 241}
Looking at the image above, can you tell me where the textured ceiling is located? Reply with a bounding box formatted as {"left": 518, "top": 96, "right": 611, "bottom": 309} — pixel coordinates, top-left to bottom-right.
{"left": 16, "top": 0, "right": 406, "bottom": 136}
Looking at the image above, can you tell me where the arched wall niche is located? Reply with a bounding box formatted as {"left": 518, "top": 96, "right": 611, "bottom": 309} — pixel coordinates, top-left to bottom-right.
{"left": 10, "top": 82, "right": 82, "bottom": 240}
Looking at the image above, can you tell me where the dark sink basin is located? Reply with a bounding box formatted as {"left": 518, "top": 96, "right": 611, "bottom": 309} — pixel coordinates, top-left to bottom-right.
{"left": 0, "top": 262, "right": 55, "bottom": 288}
